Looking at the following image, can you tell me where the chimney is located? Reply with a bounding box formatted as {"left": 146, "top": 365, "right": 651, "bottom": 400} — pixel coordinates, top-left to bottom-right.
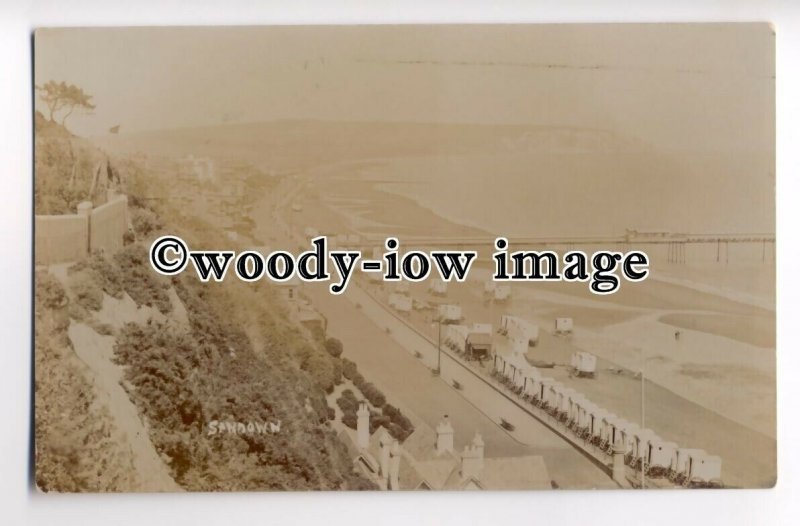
{"left": 460, "top": 445, "right": 482, "bottom": 480}
{"left": 356, "top": 401, "right": 370, "bottom": 449}
{"left": 472, "top": 432, "right": 484, "bottom": 468}
{"left": 379, "top": 430, "right": 392, "bottom": 486}
{"left": 435, "top": 415, "right": 454, "bottom": 454}
{"left": 389, "top": 440, "right": 401, "bottom": 490}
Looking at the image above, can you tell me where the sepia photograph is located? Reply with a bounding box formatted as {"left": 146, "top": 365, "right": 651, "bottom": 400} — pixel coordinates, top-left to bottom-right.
{"left": 32, "top": 24, "right": 775, "bottom": 493}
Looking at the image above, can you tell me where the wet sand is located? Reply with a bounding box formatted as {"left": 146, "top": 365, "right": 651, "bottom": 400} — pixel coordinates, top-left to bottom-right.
{"left": 659, "top": 312, "right": 775, "bottom": 349}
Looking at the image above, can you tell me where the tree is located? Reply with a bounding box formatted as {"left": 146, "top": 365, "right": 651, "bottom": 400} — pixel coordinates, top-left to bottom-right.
{"left": 324, "top": 337, "right": 343, "bottom": 358}
{"left": 36, "top": 80, "right": 96, "bottom": 126}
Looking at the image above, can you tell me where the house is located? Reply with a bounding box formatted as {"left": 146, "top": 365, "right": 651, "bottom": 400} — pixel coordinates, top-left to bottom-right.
{"left": 341, "top": 408, "right": 550, "bottom": 490}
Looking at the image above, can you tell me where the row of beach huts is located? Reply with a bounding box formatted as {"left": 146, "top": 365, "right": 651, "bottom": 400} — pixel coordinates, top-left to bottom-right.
{"left": 490, "top": 345, "right": 723, "bottom": 488}
{"left": 438, "top": 311, "right": 722, "bottom": 488}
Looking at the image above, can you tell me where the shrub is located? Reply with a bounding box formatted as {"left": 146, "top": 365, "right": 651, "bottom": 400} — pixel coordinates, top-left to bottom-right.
{"left": 114, "top": 244, "right": 172, "bottom": 314}
{"left": 298, "top": 345, "right": 337, "bottom": 394}
{"left": 336, "top": 391, "right": 358, "bottom": 414}
{"left": 342, "top": 358, "right": 358, "bottom": 380}
{"left": 388, "top": 423, "right": 407, "bottom": 441}
{"left": 36, "top": 271, "right": 67, "bottom": 310}
{"left": 342, "top": 413, "right": 357, "bottom": 430}
{"left": 351, "top": 372, "right": 365, "bottom": 389}
{"left": 68, "top": 252, "right": 124, "bottom": 299}
{"left": 324, "top": 337, "right": 343, "bottom": 358}
{"left": 68, "top": 272, "right": 104, "bottom": 311}
{"left": 359, "top": 382, "right": 386, "bottom": 408}
{"left": 382, "top": 403, "right": 399, "bottom": 421}
{"left": 369, "top": 414, "right": 391, "bottom": 434}
{"left": 130, "top": 206, "right": 163, "bottom": 237}
{"left": 331, "top": 358, "right": 343, "bottom": 385}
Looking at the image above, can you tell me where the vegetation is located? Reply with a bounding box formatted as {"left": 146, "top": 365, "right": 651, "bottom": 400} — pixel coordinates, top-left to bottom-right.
{"left": 324, "top": 337, "right": 343, "bottom": 358}
{"left": 34, "top": 111, "right": 110, "bottom": 215}
{"left": 110, "top": 273, "right": 373, "bottom": 490}
{"left": 67, "top": 252, "right": 126, "bottom": 313}
{"left": 36, "top": 80, "right": 96, "bottom": 126}
{"left": 34, "top": 272, "right": 137, "bottom": 492}
{"left": 113, "top": 245, "right": 173, "bottom": 315}
{"left": 335, "top": 358, "right": 414, "bottom": 442}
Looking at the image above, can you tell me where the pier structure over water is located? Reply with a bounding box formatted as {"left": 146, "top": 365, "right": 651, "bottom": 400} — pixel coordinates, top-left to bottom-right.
{"left": 342, "top": 232, "right": 775, "bottom": 265}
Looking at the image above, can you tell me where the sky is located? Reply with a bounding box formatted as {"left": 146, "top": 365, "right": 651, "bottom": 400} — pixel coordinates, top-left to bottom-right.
{"left": 34, "top": 24, "right": 774, "bottom": 153}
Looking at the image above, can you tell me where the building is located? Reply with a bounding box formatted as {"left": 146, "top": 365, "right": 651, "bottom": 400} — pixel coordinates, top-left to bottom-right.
{"left": 341, "top": 407, "right": 551, "bottom": 490}
{"left": 275, "top": 276, "right": 301, "bottom": 304}
{"left": 465, "top": 332, "right": 492, "bottom": 361}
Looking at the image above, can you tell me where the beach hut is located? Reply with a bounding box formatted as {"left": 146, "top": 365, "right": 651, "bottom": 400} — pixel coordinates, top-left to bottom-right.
{"left": 500, "top": 314, "right": 540, "bottom": 347}
{"left": 465, "top": 331, "right": 492, "bottom": 361}
{"left": 647, "top": 439, "right": 679, "bottom": 477}
{"left": 558, "top": 388, "right": 576, "bottom": 420}
{"left": 588, "top": 407, "right": 609, "bottom": 443}
{"left": 573, "top": 352, "right": 597, "bottom": 377}
{"left": 493, "top": 353, "right": 506, "bottom": 375}
{"left": 687, "top": 453, "right": 723, "bottom": 487}
{"left": 437, "top": 304, "right": 462, "bottom": 324}
{"left": 523, "top": 369, "right": 542, "bottom": 398}
{"left": 671, "top": 448, "right": 707, "bottom": 481}
{"left": 502, "top": 350, "right": 529, "bottom": 386}
{"left": 600, "top": 413, "right": 618, "bottom": 446}
{"left": 513, "top": 363, "right": 530, "bottom": 390}
{"left": 447, "top": 325, "right": 469, "bottom": 353}
{"left": 537, "top": 378, "right": 556, "bottom": 408}
{"left": 618, "top": 422, "right": 641, "bottom": 457}
{"left": 574, "top": 399, "right": 593, "bottom": 434}
{"left": 605, "top": 417, "right": 625, "bottom": 449}
{"left": 632, "top": 429, "right": 659, "bottom": 463}
{"left": 555, "top": 317, "right": 574, "bottom": 334}
{"left": 429, "top": 279, "right": 448, "bottom": 296}
{"left": 581, "top": 402, "right": 599, "bottom": 435}
{"left": 567, "top": 392, "right": 584, "bottom": 425}
{"left": 494, "top": 285, "right": 511, "bottom": 301}
{"left": 545, "top": 382, "right": 564, "bottom": 412}
{"left": 388, "top": 293, "right": 412, "bottom": 313}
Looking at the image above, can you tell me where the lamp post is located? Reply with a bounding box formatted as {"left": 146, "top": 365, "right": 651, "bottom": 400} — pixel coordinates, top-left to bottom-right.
{"left": 433, "top": 317, "right": 442, "bottom": 376}
{"left": 438, "top": 318, "right": 442, "bottom": 372}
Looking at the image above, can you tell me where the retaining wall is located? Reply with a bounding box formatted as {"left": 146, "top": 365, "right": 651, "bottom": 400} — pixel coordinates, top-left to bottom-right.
{"left": 35, "top": 193, "right": 128, "bottom": 265}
